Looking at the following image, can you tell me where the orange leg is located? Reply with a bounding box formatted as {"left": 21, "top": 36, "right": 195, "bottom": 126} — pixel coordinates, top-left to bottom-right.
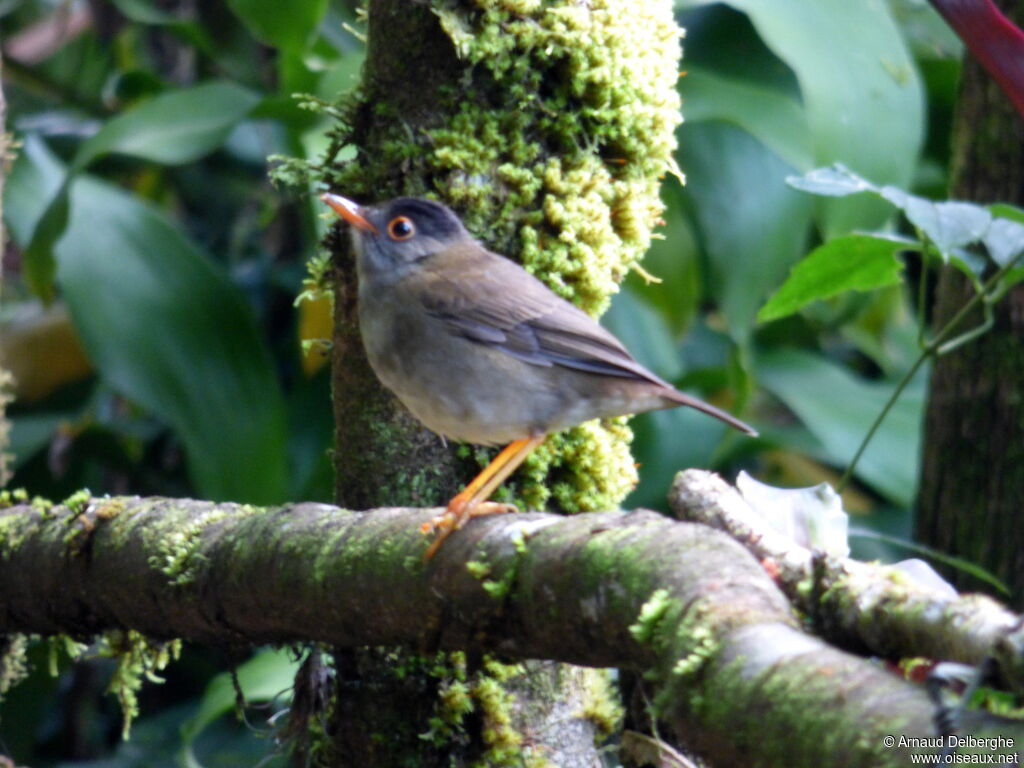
{"left": 422, "top": 434, "right": 546, "bottom": 560}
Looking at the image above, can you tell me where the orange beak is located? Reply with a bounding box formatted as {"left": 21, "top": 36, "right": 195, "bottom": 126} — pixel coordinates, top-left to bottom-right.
{"left": 320, "top": 193, "right": 379, "bottom": 234}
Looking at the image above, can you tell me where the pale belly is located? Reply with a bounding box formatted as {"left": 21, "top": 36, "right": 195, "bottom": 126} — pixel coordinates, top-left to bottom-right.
{"left": 359, "top": 298, "right": 667, "bottom": 445}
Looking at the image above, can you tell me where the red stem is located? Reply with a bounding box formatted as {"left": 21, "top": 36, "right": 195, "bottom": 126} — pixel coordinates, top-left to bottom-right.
{"left": 929, "top": 0, "right": 1024, "bottom": 118}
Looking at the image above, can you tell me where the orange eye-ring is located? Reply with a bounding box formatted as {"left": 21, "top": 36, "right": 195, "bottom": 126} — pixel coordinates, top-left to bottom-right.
{"left": 387, "top": 216, "right": 415, "bottom": 241}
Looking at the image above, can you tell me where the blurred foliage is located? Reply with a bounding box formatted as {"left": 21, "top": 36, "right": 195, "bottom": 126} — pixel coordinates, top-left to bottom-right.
{"left": 0, "top": 0, "right": 972, "bottom": 764}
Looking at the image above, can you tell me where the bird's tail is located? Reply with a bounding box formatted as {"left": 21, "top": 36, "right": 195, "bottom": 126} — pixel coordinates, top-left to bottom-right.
{"left": 665, "top": 389, "right": 758, "bottom": 436}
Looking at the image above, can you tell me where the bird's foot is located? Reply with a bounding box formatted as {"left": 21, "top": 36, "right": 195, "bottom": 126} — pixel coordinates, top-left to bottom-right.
{"left": 421, "top": 500, "right": 519, "bottom": 560}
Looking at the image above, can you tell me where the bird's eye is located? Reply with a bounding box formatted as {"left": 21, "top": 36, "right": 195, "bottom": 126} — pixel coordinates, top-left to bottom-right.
{"left": 387, "top": 216, "right": 415, "bottom": 241}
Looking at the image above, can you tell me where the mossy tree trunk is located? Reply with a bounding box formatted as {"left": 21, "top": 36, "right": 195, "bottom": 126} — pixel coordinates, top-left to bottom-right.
{"left": 321, "top": 1, "right": 682, "bottom": 764}
{"left": 915, "top": 0, "right": 1024, "bottom": 604}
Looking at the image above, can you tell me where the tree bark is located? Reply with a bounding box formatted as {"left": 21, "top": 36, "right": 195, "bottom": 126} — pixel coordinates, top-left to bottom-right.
{"left": 916, "top": 0, "right": 1024, "bottom": 603}
{"left": 4, "top": 493, "right": 1013, "bottom": 767}
{"left": 670, "top": 471, "right": 1024, "bottom": 691}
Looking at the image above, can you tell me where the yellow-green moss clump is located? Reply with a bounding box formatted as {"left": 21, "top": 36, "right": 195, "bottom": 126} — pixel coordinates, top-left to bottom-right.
{"left": 431, "top": 1, "right": 682, "bottom": 313}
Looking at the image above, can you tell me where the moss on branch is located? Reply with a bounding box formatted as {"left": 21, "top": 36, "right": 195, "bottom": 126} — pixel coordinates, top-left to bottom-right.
{"left": 0, "top": 494, "right": 957, "bottom": 766}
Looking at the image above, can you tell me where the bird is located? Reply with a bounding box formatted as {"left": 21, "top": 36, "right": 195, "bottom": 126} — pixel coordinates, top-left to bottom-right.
{"left": 321, "top": 193, "right": 756, "bottom": 559}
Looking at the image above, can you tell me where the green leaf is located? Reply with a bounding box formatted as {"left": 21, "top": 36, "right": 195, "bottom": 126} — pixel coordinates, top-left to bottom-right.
{"left": 888, "top": 0, "right": 964, "bottom": 59}
{"left": 998, "top": 266, "right": 1024, "bottom": 297}
{"left": 9, "top": 412, "right": 71, "bottom": 471}
{"left": 786, "top": 163, "right": 878, "bottom": 198}
{"left": 757, "top": 348, "right": 925, "bottom": 507}
{"left": 984, "top": 205, "right": 1024, "bottom": 286}
{"left": 20, "top": 185, "right": 70, "bottom": 300}
{"left": 683, "top": 0, "right": 924, "bottom": 235}
{"left": 682, "top": 66, "right": 812, "bottom": 171}
{"left": 680, "top": 122, "right": 814, "bottom": 342}
{"left": 758, "top": 233, "right": 912, "bottom": 322}
{"left": 983, "top": 217, "right": 1024, "bottom": 267}
{"left": 879, "top": 190, "right": 992, "bottom": 257}
{"left": 12, "top": 137, "right": 288, "bottom": 504}
{"left": 180, "top": 648, "right": 300, "bottom": 750}
{"left": 792, "top": 166, "right": 1024, "bottom": 268}
{"left": 225, "top": 0, "right": 328, "bottom": 52}
{"left": 602, "top": 285, "right": 684, "bottom": 383}
{"left": 17, "top": 81, "right": 259, "bottom": 300}
{"left": 107, "top": 0, "right": 179, "bottom": 23}
{"left": 73, "top": 80, "right": 260, "bottom": 170}
{"left": 989, "top": 202, "right": 1024, "bottom": 224}
{"left": 106, "top": 0, "right": 215, "bottom": 53}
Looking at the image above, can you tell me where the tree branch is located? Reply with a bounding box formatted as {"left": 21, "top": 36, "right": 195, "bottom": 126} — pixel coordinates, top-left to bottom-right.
{"left": 669, "top": 470, "right": 1024, "bottom": 693}
{"left": 2, "top": 489, "right": 1018, "bottom": 765}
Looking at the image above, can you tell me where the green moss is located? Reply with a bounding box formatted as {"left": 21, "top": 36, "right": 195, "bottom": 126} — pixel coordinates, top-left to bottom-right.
{"left": 0, "top": 514, "right": 29, "bottom": 560}
{"left": 672, "top": 620, "right": 717, "bottom": 678}
{"left": 629, "top": 588, "right": 675, "bottom": 647}
{"left": 418, "top": 652, "right": 564, "bottom": 766}
{"left": 361, "top": 409, "right": 456, "bottom": 507}
{"left": 466, "top": 544, "right": 522, "bottom": 601}
{"left": 48, "top": 635, "right": 88, "bottom": 677}
{"left": 516, "top": 418, "right": 637, "bottom": 514}
{"left": 61, "top": 488, "right": 91, "bottom": 515}
{"left": 99, "top": 630, "right": 182, "bottom": 739}
{"left": 0, "top": 635, "right": 30, "bottom": 701}
{"left": 579, "top": 668, "right": 624, "bottom": 740}
{"left": 0, "top": 487, "right": 28, "bottom": 509}
{"left": 429, "top": 0, "right": 682, "bottom": 310}
{"left": 685, "top": 654, "right": 904, "bottom": 765}
{"left": 466, "top": 557, "right": 492, "bottom": 580}
{"left": 474, "top": 674, "right": 524, "bottom": 762}
{"left": 31, "top": 495, "right": 54, "bottom": 515}
{"left": 94, "top": 497, "right": 127, "bottom": 520}
{"left": 149, "top": 503, "right": 263, "bottom": 587}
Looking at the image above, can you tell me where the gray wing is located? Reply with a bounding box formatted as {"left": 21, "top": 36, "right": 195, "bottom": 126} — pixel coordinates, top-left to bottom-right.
{"left": 411, "top": 247, "right": 758, "bottom": 436}
{"left": 415, "top": 253, "right": 672, "bottom": 386}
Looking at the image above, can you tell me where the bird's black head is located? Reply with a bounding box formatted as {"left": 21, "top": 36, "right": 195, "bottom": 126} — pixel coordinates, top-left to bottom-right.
{"left": 321, "top": 194, "right": 469, "bottom": 278}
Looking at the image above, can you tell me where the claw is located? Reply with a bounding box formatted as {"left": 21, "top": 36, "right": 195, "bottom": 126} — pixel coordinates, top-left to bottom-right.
{"left": 421, "top": 500, "right": 520, "bottom": 561}
{"left": 420, "top": 435, "right": 545, "bottom": 561}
